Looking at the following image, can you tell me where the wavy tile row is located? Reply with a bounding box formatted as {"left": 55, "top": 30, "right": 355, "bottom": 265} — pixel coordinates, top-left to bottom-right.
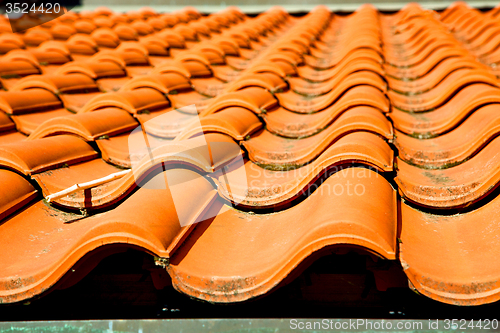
{"left": 0, "top": 3, "right": 498, "bottom": 307}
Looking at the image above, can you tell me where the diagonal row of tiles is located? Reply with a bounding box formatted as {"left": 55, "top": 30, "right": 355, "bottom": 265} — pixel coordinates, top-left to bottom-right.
{"left": 385, "top": 3, "right": 500, "bottom": 305}
{"left": 0, "top": 3, "right": 499, "bottom": 306}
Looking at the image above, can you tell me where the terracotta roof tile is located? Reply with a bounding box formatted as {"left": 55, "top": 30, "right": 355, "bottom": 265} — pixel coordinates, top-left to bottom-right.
{"left": 275, "top": 75, "right": 387, "bottom": 113}
{"left": 80, "top": 88, "right": 170, "bottom": 114}
{"left": 400, "top": 199, "right": 500, "bottom": 305}
{"left": 390, "top": 84, "right": 500, "bottom": 137}
{"left": 74, "top": 21, "right": 97, "bottom": 34}
{"left": 0, "top": 112, "right": 15, "bottom": 132}
{"left": 0, "top": 89, "right": 61, "bottom": 115}
{"left": 395, "top": 134, "right": 500, "bottom": 208}
{"left": 28, "top": 108, "right": 138, "bottom": 141}
{"left": 1, "top": 4, "right": 500, "bottom": 307}
{"left": 11, "top": 73, "right": 97, "bottom": 94}
{"left": 203, "top": 87, "right": 278, "bottom": 115}
{"left": 388, "top": 69, "right": 499, "bottom": 112}
{"left": 263, "top": 87, "right": 389, "bottom": 138}
{"left": 0, "top": 169, "right": 38, "bottom": 220}
{"left": 0, "top": 135, "right": 97, "bottom": 175}
{"left": 11, "top": 109, "right": 74, "bottom": 135}
{"left": 66, "top": 34, "right": 99, "bottom": 55}
{"left": 0, "top": 34, "right": 25, "bottom": 54}
{"left": 395, "top": 105, "right": 500, "bottom": 169}
{"left": 22, "top": 29, "right": 54, "bottom": 47}
{"left": 176, "top": 107, "right": 262, "bottom": 141}
{"left": 218, "top": 132, "right": 393, "bottom": 207}
{"left": 168, "top": 167, "right": 397, "bottom": 302}
{"left": 386, "top": 57, "right": 486, "bottom": 94}
{"left": 0, "top": 169, "right": 217, "bottom": 303}
{"left": 50, "top": 24, "right": 77, "bottom": 41}
{"left": 56, "top": 59, "right": 126, "bottom": 79}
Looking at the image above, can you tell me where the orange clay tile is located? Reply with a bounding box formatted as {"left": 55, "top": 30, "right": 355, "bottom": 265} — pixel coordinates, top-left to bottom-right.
{"left": 74, "top": 21, "right": 97, "bottom": 34}
{"left": 190, "top": 77, "right": 226, "bottom": 97}
{"left": 0, "top": 131, "right": 27, "bottom": 145}
{"left": 33, "top": 134, "right": 242, "bottom": 209}
{"left": 0, "top": 34, "right": 25, "bottom": 54}
{"left": 131, "top": 21, "right": 155, "bottom": 37}
{"left": 386, "top": 57, "right": 485, "bottom": 94}
{"left": 289, "top": 64, "right": 385, "bottom": 96}
{"left": 2, "top": 49, "right": 40, "bottom": 66}
{"left": 275, "top": 75, "right": 387, "bottom": 113}
{"left": 296, "top": 57, "right": 383, "bottom": 82}
{"left": 0, "top": 58, "right": 40, "bottom": 78}
{"left": 395, "top": 105, "right": 500, "bottom": 169}
{"left": 211, "top": 65, "right": 242, "bottom": 82}
{"left": 135, "top": 109, "right": 195, "bottom": 139}
{"left": 148, "top": 18, "right": 167, "bottom": 31}
{"left": 264, "top": 87, "right": 390, "bottom": 138}
{"left": 180, "top": 59, "right": 213, "bottom": 77}
{"left": 56, "top": 60, "right": 126, "bottom": 79}
{"left": 0, "top": 50, "right": 41, "bottom": 76}
{"left": 79, "top": 88, "right": 170, "bottom": 114}
{"left": 400, "top": 199, "right": 500, "bottom": 305}
{"left": 119, "top": 73, "right": 191, "bottom": 93}
{"left": 0, "top": 135, "right": 97, "bottom": 175}
{"left": 162, "top": 90, "right": 211, "bottom": 113}
{"left": 384, "top": 39, "right": 462, "bottom": 66}
{"left": 305, "top": 48, "right": 383, "bottom": 71}
{"left": 249, "top": 62, "right": 295, "bottom": 79}
{"left": 223, "top": 55, "right": 250, "bottom": 70}
{"left": 167, "top": 167, "right": 397, "bottom": 303}
{"left": 151, "top": 60, "right": 192, "bottom": 78}
{"left": 155, "top": 30, "right": 186, "bottom": 49}
{"left": 57, "top": 91, "right": 104, "bottom": 113}
{"left": 396, "top": 134, "right": 500, "bottom": 208}
{"left": 242, "top": 110, "right": 392, "bottom": 168}
{"left": 90, "top": 49, "right": 144, "bottom": 67}
{"left": 384, "top": 30, "right": 456, "bottom": 51}
{"left": 0, "top": 169, "right": 38, "bottom": 221}
{"left": 0, "top": 168, "right": 217, "bottom": 303}
{"left": 32, "top": 158, "right": 125, "bottom": 209}
{"left": 460, "top": 24, "right": 500, "bottom": 49}
{"left": 225, "top": 73, "right": 288, "bottom": 93}
{"left": 22, "top": 29, "right": 53, "bottom": 47}
{"left": 31, "top": 51, "right": 72, "bottom": 67}
{"left": 2, "top": 4, "right": 499, "bottom": 307}
{"left": 96, "top": 131, "right": 168, "bottom": 168}
{"left": 384, "top": 50, "right": 472, "bottom": 79}
{"left": 139, "top": 36, "right": 170, "bottom": 56}
{"left": 11, "top": 74, "right": 98, "bottom": 94}
{"left": 468, "top": 32, "right": 500, "bottom": 58}
{"left": 390, "top": 84, "right": 500, "bottom": 138}
{"left": 50, "top": 24, "right": 77, "bottom": 40}
{"left": 10, "top": 109, "right": 74, "bottom": 135}
{"left": 216, "top": 132, "right": 393, "bottom": 208}
{"left": 202, "top": 87, "right": 278, "bottom": 116}
{"left": 0, "top": 112, "right": 15, "bottom": 132}
{"left": 93, "top": 17, "right": 115, "bottom": 29}
{"left": 176, "top": 107, "right": 262, "bottom": 141}
{"left": 97, "top": 126, "right": 236, "bottom": 167}
{"left": 388, "top": 69, "right": 500, "bottom": 112}
{"left": 66, "top": 35, "right": 99, "bottom": 55}
{"left": 28, "top": 108, "right": 138, "bottom": 141}
{"left": 0, "top": 89, "right": 61, "bottom": 115}
{"left": 91, "top": 28, "right": 121, "bottom": 48}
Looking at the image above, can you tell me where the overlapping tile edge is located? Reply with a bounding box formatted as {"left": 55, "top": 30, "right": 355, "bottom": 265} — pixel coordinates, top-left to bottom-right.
{"left": 0, "top": 2, "right": 498, "bottom": 306}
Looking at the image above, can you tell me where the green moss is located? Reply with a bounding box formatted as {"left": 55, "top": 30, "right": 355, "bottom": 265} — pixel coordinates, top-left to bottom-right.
{"left": 0, "top": 74, "right": 21, "bottom": 79}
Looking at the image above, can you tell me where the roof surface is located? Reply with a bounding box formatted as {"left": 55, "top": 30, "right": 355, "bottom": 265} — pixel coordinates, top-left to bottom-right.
{"left": 0, "top": 2, "right": 499, "bottom": 307}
